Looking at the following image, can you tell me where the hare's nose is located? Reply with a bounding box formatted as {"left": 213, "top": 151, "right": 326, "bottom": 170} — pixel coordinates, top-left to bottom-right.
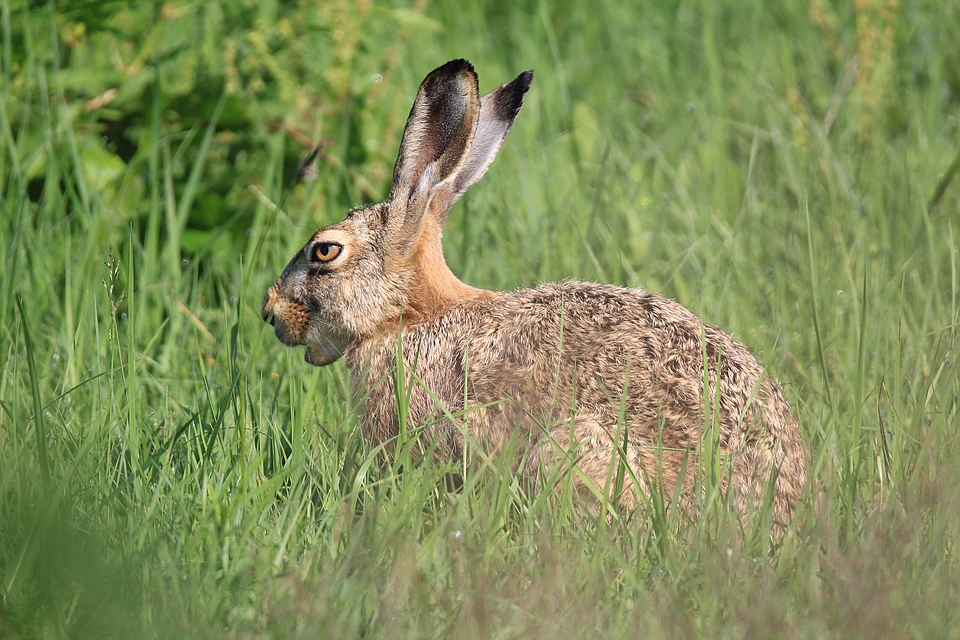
{"left": 261, "top": 287, "right": 278, "bottom": 325}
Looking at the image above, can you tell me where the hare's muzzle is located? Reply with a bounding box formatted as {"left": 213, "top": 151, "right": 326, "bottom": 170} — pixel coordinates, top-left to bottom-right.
{"left": 261, "top": 286, "right": 278, "bottom": 326}
{"left": 261, "top": 284, "right": 311, "bottom": 350}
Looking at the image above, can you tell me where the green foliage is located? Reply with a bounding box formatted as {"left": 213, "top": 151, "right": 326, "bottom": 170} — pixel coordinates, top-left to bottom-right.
{"left": 2, "top": 0, "right": 960, "bottom": 637}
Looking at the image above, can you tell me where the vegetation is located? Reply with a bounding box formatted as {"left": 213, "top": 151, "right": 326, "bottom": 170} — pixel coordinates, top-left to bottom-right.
{"left": 2, "top": 0, "right": 959, "bottom": 636}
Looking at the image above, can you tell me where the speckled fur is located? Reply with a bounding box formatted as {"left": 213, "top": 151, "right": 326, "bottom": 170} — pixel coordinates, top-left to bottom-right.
{"left": 262, "top": 60, "right": 806, "bottom": 529}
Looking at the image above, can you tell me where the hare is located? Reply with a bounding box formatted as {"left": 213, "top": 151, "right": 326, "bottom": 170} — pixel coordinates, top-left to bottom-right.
{"left": 262, "top": 59, "right": 806, "bottom": 527}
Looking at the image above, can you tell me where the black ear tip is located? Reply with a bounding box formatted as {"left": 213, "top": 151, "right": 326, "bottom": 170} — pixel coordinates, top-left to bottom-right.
{"left": 507, "top": 70, "right": 534, "bottom": 103}
{"left": 421, "top": 59, "right": 478, "bottom": 96}
{"left": 492, "top": 69, "right": 534, "bottom": 121}
{"left": 517, "top": 69, "right": 534, "bottom": 92}
{"left": 434, "top": 58, "right": 476, "bottom": 77}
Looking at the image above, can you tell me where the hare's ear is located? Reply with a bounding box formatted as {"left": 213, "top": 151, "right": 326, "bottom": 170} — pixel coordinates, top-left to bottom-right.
{"left": 429, "top": 69, "right": 533, "bottom": 223}
{"left": 387, "top": 59, "right": 480, "bottom": 248}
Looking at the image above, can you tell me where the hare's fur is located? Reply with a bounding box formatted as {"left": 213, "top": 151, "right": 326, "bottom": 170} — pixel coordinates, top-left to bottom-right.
{"left": 263, "top": 60, "right": 806, "bottom": 526}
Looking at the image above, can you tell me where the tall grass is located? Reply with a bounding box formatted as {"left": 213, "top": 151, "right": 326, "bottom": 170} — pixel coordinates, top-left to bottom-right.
{"left": 2, "top": 0, "right": 959, "bottom": 637}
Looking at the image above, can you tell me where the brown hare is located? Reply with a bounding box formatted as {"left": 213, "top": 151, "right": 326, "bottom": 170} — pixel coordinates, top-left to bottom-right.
{"left": 262, "top": 59, "right": 806, "bottom": 528}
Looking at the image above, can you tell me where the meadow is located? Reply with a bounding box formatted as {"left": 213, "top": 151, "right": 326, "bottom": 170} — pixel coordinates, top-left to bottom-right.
{"left": 2, "top": 0, "right": 959, "bottom": 637}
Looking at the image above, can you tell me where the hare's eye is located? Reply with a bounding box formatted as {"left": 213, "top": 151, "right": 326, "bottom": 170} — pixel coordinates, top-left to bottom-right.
{"left": 311, "top": 242, "right": 342, "bottom": 263}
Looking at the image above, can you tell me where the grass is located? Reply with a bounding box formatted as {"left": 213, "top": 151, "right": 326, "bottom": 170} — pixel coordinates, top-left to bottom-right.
{"left": 2, "top": 0, "right": 960, "bottom": 637}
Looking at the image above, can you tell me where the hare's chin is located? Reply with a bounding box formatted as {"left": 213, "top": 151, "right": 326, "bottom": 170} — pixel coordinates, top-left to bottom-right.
{"left": 304, "top": 344, "right": 338, "bottom": 367}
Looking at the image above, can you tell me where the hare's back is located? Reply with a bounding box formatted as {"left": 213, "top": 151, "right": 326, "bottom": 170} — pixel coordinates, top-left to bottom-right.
{"left": 445, "top": 281, "right": 805, "bottom": 523}
{"left": 478, "top": 280, "right": 759, "bottom": 378}
{"left": 465, "top": 281, "right": 783, "bottom": 437}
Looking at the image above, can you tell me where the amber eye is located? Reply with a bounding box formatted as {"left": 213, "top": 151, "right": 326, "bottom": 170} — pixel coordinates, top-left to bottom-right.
{"left": 311, "top": 242, "right": 342, "bottom": 263}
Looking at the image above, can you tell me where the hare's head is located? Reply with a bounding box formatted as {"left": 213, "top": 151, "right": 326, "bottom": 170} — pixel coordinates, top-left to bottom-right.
{"left": 262, "top": 60, "right": 533, "bottom": 365}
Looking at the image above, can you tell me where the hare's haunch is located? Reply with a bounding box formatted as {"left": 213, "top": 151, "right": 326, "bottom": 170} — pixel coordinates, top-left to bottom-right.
{"left": 263, "top": 60, "right": 806, "bottom": 527}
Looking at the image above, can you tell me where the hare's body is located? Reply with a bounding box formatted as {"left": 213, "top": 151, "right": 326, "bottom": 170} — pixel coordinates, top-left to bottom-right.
{"left": 263, "top": 60, "right": 806, "bottom": 527}
{"left": 351, "top": 281, "right": 804, "bottom": 522}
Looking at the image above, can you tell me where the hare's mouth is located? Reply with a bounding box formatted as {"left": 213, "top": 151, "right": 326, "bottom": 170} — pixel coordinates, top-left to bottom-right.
{"left": 304, "top": 343, "right": 343, "bottom": 367}
{"left": 304, "top": 345, "right": 329, "bottom": 366}
{"left": 301, "top": 323, "right": 352, "bottom": 366}
{"left": 268, "top": 318, "right": 306, "bottom": 348}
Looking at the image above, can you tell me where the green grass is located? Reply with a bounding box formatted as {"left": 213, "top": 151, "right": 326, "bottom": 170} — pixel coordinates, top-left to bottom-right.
{"left": 2, "top": 0, "right": 960, "bottom": 637}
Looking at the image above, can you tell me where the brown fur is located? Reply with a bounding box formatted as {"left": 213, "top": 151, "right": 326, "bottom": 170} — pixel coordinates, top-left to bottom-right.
{"left": 262, "top": 60, "right": 806, "bottom": 529}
